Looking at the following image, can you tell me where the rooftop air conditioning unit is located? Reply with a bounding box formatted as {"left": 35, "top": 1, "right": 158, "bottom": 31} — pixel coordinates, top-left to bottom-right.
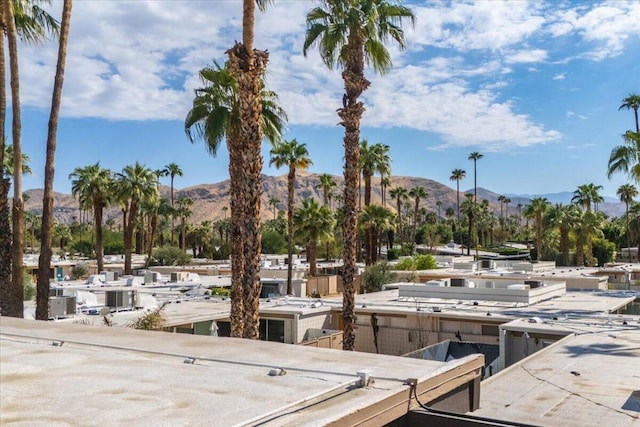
{"left": 105, "top": 290, "right": 131, "bottom": 309}
{"left": 48, "top": 297, "right": 67, "bottom": 319}
{"left": 49, "top": 287, "right": 64, "bottom": 297}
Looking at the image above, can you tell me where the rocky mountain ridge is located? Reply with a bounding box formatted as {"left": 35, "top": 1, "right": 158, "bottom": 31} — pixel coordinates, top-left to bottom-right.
{"left": 24, "top": 172, "right": 625, "bottom": 225}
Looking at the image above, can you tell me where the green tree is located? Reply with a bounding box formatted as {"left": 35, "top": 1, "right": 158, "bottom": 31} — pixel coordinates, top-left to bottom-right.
{"left": 268, "top": 196, "right": 280, "bottom": 220}
{"left": 359, "top": 204, "right": 394, "bottom": 264}
{"left": 69, "top": 163, "right": 112, "bottom": 272}
{"left": 468, "top": 152, "right": 483, "bottom": 203}
{"left": 524, "top": 197, "right": 550, "bottom": 261}
{"left": 449, "top": 169, "right": 465, "bottom": 222}
{"left": 617, "top": 183, "right": 638, "bottom": 262}
{"left": 316, "top": 173, "right": 336, "bottom": 209}
{"left": 176, "top": 197, "right": 193, "bottom": 251}
{"left": 608, "top": 131, "right": 640, "bottom": 184}
{"left": 270, "top": 138, "right": 312, "bottom": 294}
{"left": 389, "top": 186, "right": 408, "bottom": 250}
{"left": 294, "top": 198, "right": 335, "bottom": 276}
{"left": 304, "top": 0, "right": 414, "bottom": 351}
{"left": 163, "top": 162, "right": 182, "bottom": 245}
{"left": 408, "top": 186, "right": 427, "bottom": 254}
{"left": 115, "top": 163, "right": 158, "bottom": 275}
{"left": 184, "top": 58, "right": 286, "bottom": 339}
{"left": 544, "top": 203, "right": 579, "bottom": 265}
{"left": 575, "top": 210, "right": 604, "bottom": 266}
{"left": 572, "top": 183, "right": 604, "bottom": 212}
{"left": 619, "top": 93, "right": 640, "bottom": 133}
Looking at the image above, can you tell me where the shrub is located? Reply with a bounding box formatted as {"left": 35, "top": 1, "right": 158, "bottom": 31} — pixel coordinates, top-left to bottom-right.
{"left": 393, "top": 257, "right": 415, "bottom": 271}
{"left": 128, "top": 302, "right": 168, "bottom": 330}
{"left": 386, "top": 248, "right": 399, "bottom": 261}
{"left": 208, "top": 287, "right": 231, "bottom": 297}
{"left": 71, "top": 263, "right": 88, "bottom": 279}
{"left": 151, "top": 246, "right": 191, "bottom": 266}
{"left": 261, "top": 230, "right": 287, "bottom": 254}
{"left": 361, "top": 262, "right": 395, "bottom": 293}
{"left": 23, "top": 274, "right": 35, "bottom": 301}
{"left": 414, "top": 254, "right": 437, "bottom": 270}
{"left": 70, "top": 239, "right": 93, "bottom": 257}
{"left": 591, "top": 237, "right": 615, "bottom": 267}
{"left": 104, "top": 240, "right": 124, "bottom": 255}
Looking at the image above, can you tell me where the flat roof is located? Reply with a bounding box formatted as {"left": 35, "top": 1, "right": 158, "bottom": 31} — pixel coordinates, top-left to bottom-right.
{"left": 472, "top": 327, "right": 640, "bottom": 426}
{"left": 0, "top": 317, "right": 482, "bottom": 426}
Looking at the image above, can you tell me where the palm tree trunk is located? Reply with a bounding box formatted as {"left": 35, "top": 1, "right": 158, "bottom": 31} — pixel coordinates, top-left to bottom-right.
{"left": 456, "top": 181, "right": 460, "bottom": 222}
{"left": 309, "top": 239, "right": 317, "bottom": 277}
{"left": 0, "top": 17, "right": 13, "bottom": 316}
{"left": 227, "top": 33, "right": 268, "bottom": 339}
{"left": 37, "top": 0, "right": 72, "bottom": 320}
{"left": 144, "top": 213, "right": 157, "bottom": 269}
{"left": 626, "top": 203, "right": 631, "bottom": 262}
{"left": 227, "top": 130, "right": 244, "bottom": 337}
{"left": 286, "top": 169, "right": 294, "bottom": 295}
{"left": 5, "top": 0, "right": 23, "bottom": 318}
{"left": 338, "top": 31, "right": 370, "bottom": 351}
{"left": 124, "top": 203, "right": 136, "bottom": 275}
{"left": 95, "top": 206, "right": 104, "bottom": 272}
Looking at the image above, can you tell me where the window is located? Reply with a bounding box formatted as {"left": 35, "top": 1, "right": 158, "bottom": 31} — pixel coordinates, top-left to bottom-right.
{"left": 482, "top": 324, "right": 500, "bottom": 336}
{"left": 260, "top": 319, "right": 285, "bottom": 343}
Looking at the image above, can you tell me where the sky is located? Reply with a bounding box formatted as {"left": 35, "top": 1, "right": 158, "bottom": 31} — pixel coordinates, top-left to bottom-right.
{"left": 13, "top": 0, "right": 640, "bottom": 199}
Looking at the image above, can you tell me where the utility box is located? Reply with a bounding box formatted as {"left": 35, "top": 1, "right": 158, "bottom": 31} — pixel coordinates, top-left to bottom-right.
{"left": 144, "top": 272, "right": 158, "bottom": 284}
{"left": 49, "top": 287, "right": 64, "bottom": 297}
{"left": 105, "top": 290, "right": 132, "bottom": 309}
{"left": 48, "top": 297, "right": 67, "bottom": 319}
{"left": 101, "top": 271, "right": 118, "bottom": 282}
{"left": 170, "top": 272, "right": 189, "bottom": 282}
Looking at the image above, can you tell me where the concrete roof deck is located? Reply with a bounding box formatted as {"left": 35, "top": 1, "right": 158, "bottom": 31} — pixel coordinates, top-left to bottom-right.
{"left": 0, "top": 317, "right": 483, "bottom": 426}
{"left": 472, "top": 327, "right": 640, "bottom": 426}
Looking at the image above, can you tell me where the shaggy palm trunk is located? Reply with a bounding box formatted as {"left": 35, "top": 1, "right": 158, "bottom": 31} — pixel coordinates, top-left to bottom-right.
{"left": 364, "top": 174, "right": 373, "bottom": 265}
{"left": 227, "top": 41, "right": 268, "bottom": 340}
{"left": 396, "top": 198, "right": 403, "bottom": 250}
{"left": 339, "top": 32, "right": 370, "bottom": 351}
{"left": 0, "top": 15, "right": 12, "bottom": 315}
{"left": 170, "top": 177, "right": 175, "bottom": 245}
{"left": 144, "top": 213, "right": 157, "bottom": 269}
{"left": 576, "top": 235, "right": 585, "bottom": 267}
{"left": 94, "top": 205, "right": 104, "bottom": 272}
{"left": 124, "top": 203, "right": 137, "bottom": 275}
{"left": 286, "top": 169, "right": 294, "bottom": 295}
{"left": 412, "top": 202, "right": 419, "bottom": 254}
{"left": 228, "top": 131, "right": 244, "bottom": 338}
{"left": 626, "top": 203, "right": 631, "bottom": 262}
{"left": 37, "top": 0, "right": 72, "bottom": 320}
{"left": 6, "top": 0, "right": 23, "bottom": 317}
{"left": 535, "top": 216, "right": 543, "bottom": 261}
{"left": 559, "top": 226, "right": 569, "bottom": 259}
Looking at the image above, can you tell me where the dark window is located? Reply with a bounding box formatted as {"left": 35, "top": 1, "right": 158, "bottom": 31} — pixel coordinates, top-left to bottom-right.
{"left": 482, "top": 324, "right": 500, "bottom": 336}
{"left": 259, "top": 319, "right": 285, "bottom": 343}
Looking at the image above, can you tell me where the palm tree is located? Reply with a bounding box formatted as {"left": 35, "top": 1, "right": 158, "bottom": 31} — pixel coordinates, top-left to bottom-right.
{"left": 608, "top": 130, "right": 640, "bottom": 184}
{"left": 304, "top": 0, "right": 414, "bottom": 351}
{"left": 380, "top": 175, "right": 390, "bottom": 207}
{"left": 224, "top": 0, "right": 275, "bottom": 340}
{"left": 389, "top": 186, "right": 408, "bottom": 250}
{"left": 69, "top": 163, "right": 112, "bottom": 272}
{"left": 544, "top": 203, "right": 579, "bottom": 265}
{"left": 184, "top": 58, "right": 286, "bottom": 339}
{"left": 450, "top": 169, "right": 466, "bottom": 222}
{"left": 294, "top": 198, "right": 335, "bottom": 276}
{"left": 619, "top": 93, "right": 640, "bottom": 133}
{"left": 359, "top": 204, "right": 394, "bottom": 264}
{"left": 461, "top": 193, "right": 476, "bottom": 256}
{"left": 115, "top": 163, "right": 158, "bottom": 275}
{"left": 524, "top": 197, "right": 550, "bottom": 261}
{"left": 316, "top": 173, "right": 336, "bottom": 209}
{"left": 176, "top": 197, "right": 193, "bottom": 251}
{"left": 408, "top": 187, "right": 427, "bottom": 254}
{"left": 572, "top": 183, "right": 603, "bottom": 212}
{"left": 36, "top": 0, "right": 72, "bottom": 321}
{"left": 574, "top": 210, "right": 604, "bottom": 267}
{"left": 268, "top": 196, "right": 280, "bottom": 220}
{"left": 360, "top": 140, "right": 390, "bottom": 206}
{"left": 270, "top": 138, "right": 312, "bottom": 295}
{"left": 617, "top": 183, "right": 638, "bottom": 262}
{"left": 0, "top": 0, "right": 59, "bottom": 318}
{"left": 468, "top": 152, "right": 483, "bottom": 203}
{"left": 163, "top": 162, "right": 183, "bottom": 245}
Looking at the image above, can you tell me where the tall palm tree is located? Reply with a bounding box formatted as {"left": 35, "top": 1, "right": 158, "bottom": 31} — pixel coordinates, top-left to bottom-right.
{"left": 608, "top": 130, "right": 640, "bottom": 184}
{"left": 176, "top": 197, "right": 193, "bottom": 251}
{"left": 389, "top": 186, "right": 408, "bottom": 250}
{"left": 468, "top": 152, "right": 483, "bottom": 203}
{"left": 619, "top": 93, "right": 640, "bottom": 133}
{"left": 163, "top": 162, "right": 183, "bottom": 245}
{"left": 115, "top": 162, "right": 158, "bottom": 275}
{"left": 69, "top": 163, "right": 112, "bottom": 272}
{"left": 544, "top": 203, "right": 579, "bottom": 265}
{"left": 36, "top": 0, "right": 72, "bottom": 321}
{"left": 294, "top": 198, "right": 335, "bottom": 276}
{"left": 408, "top": 186, "right": 427, "bottom": 254}
{"left": 360, "top": 140, "right": 390, "bottom": 206}
{"left": 224, "top": 0, "right": 274, "bottom": 340}
{"left": 450, "top": 169, "right": 465, "bottom": 222}
{"left": 304, "top": 0, "right": 414, "bottom": 351}
{"left": 461, "top": 193, "right": 476, "bottom": 256}
{"left": 268, "top": 196, "right": 280, "bottom": 220}
{"left": 185, "top": 58, "right": 286, "bottom": 338}
{"left": 574, "top": 210, "right": 604, "bottom": 267}
{"left": 572, "top": 183, "right": 603, "bottom": 212}
{"left": 524, "top": 197, "right": 550, "bottom": 261}
{"left": 270, "top": 138, "right": 312, "bottom": 295}
{"left": 359, "top": 204, "right": 394, "bottom": 264}
{"left": 617, "top": 183, "right": 638, "bottom": 262}
{"left": 316, "top": 173, "right": 336, "bottom": 209}
{"left": 380, "top": 175, "right": 390, "bottom": 207}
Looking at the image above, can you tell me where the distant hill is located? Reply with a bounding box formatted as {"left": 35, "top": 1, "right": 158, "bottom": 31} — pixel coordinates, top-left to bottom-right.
{"left": 24, "top": 173, "right": 626, "bottom": 224}
{"left": 505, "top": 191, "right": 624, "bottom": 218}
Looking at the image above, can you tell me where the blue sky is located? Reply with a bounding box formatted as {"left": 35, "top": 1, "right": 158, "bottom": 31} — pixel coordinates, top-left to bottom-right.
{"left": 14, "top": 0, "right": 640, "bottom": 198}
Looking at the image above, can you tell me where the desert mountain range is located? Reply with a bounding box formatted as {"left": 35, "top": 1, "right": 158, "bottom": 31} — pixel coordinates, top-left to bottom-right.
{"left": 24, "top": 171, "right": 625, "bottom": 225}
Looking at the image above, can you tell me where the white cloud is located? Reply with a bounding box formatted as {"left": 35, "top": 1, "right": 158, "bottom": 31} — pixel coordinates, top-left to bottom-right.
{"left": 15, "top": 0, "right": 637, "bottom": 152}
{"left": 566, "top": 111, "right": 575, "bottom": 117}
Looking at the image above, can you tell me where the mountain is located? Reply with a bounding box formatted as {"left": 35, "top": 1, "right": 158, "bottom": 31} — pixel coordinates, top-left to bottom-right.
{"left": 24, "top": 173, "right": 626, "bottom": 225}
{"left": 505, "top": 191, "right": 624, "bottom": 218}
